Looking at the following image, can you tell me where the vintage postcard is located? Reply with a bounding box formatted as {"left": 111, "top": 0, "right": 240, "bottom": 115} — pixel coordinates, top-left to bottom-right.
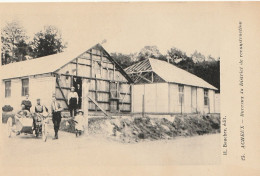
{"left": 0, "top": 2, "right": 259, "bottom": 176}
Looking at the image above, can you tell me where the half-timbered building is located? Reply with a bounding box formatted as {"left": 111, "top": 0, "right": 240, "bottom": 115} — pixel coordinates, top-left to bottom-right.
{"left": 1, "top": 43, "right": 132, "bottom": 116}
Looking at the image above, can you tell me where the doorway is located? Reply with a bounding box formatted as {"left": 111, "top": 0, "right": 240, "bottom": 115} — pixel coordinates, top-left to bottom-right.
{"left": 72, "top": 77, "right": 82, "bottom": 109}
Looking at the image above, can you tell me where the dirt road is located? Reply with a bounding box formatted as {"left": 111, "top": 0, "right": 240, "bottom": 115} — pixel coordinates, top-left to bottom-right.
{"left": 0, "top": 124, "right": 220, "bottom": 175}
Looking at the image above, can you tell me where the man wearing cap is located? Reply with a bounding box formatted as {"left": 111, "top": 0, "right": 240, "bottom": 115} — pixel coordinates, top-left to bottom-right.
{"left": 51, "top": 94, "right": 63, "bottom": 139}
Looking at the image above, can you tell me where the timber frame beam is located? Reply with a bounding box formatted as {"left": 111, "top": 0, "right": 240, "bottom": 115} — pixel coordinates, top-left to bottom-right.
{"left": 56, "top": 77, "right": 69, "bottom": 108}
{"left": 55, "top": 73, "right": 129, "bottom": 84}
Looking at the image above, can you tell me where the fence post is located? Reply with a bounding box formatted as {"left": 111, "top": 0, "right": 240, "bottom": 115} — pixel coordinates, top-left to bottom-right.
{"left": 142, "top": 94, "right": 145, "bottom": 117}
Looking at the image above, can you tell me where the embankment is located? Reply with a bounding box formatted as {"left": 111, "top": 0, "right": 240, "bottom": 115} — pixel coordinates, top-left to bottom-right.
{"left": 62, "top": 114, "right": 220, "bottom": 143}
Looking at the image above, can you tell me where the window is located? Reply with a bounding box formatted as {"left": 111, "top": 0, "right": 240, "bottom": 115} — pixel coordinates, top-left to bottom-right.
{"left": 22, "top": 78, "right": 29, "bottom": 96}
{"left": 5, "top": 81, "right": 11, "bottom": 97}
{"left": 178, "top": 85, "right": 184, "bottom": 105}
{"left": 204, "top": 89, "right": 209, "bottom": 106}
{"left": 110, "top": 82, "right": 120, "bottom": 99}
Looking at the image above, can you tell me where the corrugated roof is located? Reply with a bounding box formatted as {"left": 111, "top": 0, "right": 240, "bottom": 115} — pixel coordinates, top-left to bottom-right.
{"left": 0, "top": 42, "right": 97, "bottom": 79}
{"left": 126, "top": 58, "right": 217, "bottom": 90}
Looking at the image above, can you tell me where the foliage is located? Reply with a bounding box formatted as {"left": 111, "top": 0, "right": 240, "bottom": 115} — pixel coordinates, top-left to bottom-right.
{"left": 31, "top": 25, "right": 67, "bottom": 58}
{"left": 1, "top": 21, "right": 29, "bottom": 65}
{"left": 191, "top": 50, "right": 206, "bottom": 63}
{"left": 137, "top": 46, "right": 162, "bottom": 61}
{"left": 2, "top": 105, "right": 14, "bottom": 112}
{"left": 192, "top": 60, "right": 220, "bottom": 92}
{"left": 167, "top": 47, "right": 188, "bottom": 61}
{"left": 1, "top": 22, "right": 66, "bottom": 65}
{"left": 110, "top": 52, "right": 134, "bottom": 69}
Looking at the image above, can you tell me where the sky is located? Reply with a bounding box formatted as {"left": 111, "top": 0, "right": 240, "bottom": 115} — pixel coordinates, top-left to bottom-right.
{"left": 0, "top": 3, "right": 221, "bottom": 58}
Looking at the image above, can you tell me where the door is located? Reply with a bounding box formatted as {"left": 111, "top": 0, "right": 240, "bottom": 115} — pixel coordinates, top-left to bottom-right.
{"left": 73, "top": 77, "right": 82, "bottom": 109}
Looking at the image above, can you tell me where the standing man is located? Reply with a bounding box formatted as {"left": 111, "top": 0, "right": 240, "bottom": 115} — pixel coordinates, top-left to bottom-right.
{"left": 68, "top": 87, "right": 78, "bottom": 117}
{"left": 35, "top": 98, "right": 48, "bottom": 114}
{"left": 51, "top": 94, "right": 63, "bottom": 139}
{"left": 21, "top": 94, "right": 32, "bottom": 112}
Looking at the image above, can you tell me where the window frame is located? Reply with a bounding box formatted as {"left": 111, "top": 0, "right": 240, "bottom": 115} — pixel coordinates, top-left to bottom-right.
{"left": 204, "top": 89, "right": 209, "bottom": 106}
{"left": 5, "top": 80, "right": 11, "bottom": 98}
{"left": 21, "top": 78, "right": 29, "bottom": 96}
{"left": 110, "top": 82, "right": 120, "bottom": 99}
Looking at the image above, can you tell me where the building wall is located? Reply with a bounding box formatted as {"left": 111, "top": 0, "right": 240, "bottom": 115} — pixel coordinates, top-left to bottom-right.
{"left": 191, "top": 87, "right": 197, "bottom": 113}
{"left": 215, "top": 93, "right": 220, "bottom": 113}
{"left": 132, "top": 82, "right": 217, "bottom": 114}
{"left": 30, "top": 76, "right": 56, "bottom": 111}
{"left": 144, "top": 84, "right": 157, "bottom": 113}
{"left": 156, "top": 83, "right": 169, "bottom": 113}
{"left": 184, "top": 85, "right": 192, "bottom": 113}
{"left": 169, "top": 83, "right": 178, "bottom": 113}
{"left": 169, "top": 84, "right": 193, "bottom": 114}
{"left": 55, "top": 46, "right": 131, "bottom": 114}
{"left": 197, "top": 88, "right": 217, "bottom": 114}
{"left": 2, "top": 75, "right": 55, "bottom": 112}
{"left": 197, "top": 87, "right": 205, "bottom": 114}
{"left": 132, "top": 83, "right": 169, "bottom": 113}
{"left": 132, "top": 84, "right": 145, "bottom": 113}
{"left": 208, "top": 89, "right": 215, "bottom": 113}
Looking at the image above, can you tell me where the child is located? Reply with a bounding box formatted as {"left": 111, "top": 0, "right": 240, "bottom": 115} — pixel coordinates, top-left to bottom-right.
{"left": 74, "top": 109, "right": 85, "bottom": 137}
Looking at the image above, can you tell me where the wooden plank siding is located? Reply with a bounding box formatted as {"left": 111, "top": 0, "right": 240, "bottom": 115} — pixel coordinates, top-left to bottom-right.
{"left": 54, "top": 45, "right": 132, "bottom": 115}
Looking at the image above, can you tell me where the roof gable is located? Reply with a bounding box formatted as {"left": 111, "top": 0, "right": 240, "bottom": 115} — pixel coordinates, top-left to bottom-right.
{"left": 125, "top": 58, "right": 217, "bottom": 90}
{"left": 0, "top": 43, "right": 132, "bottom": 83}
{"left": 0, "top": 46, "right": 93, "bottom": 80}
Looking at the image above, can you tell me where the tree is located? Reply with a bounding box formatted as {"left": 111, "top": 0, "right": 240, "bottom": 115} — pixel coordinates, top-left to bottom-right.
{"left": 191, "top": 50, "right": 206, "bottom": 63}
{"left": 193, "top": 60, "right": 220, "bottom": 92}
{"left": 1, "top": 21, "right": 29, "bottom": 65}
{"left": 206, "top": 55, "right": 216, "bottom": 62}
{"left": 137, "top": 46, "right": 162, "bottom": 61}
{"left": 31, "top": 25, "right": 67, "bottom": 58}
{"left": 110, "top": 52, "right": 134, "bottom": 69}
{"left": 167, "top": 47, "right": 187, "bottom": 63}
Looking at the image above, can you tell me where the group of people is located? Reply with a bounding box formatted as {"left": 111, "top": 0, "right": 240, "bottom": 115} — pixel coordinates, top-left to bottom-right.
{"left": 16, "top": 86, "right": 84, "bottom": 139}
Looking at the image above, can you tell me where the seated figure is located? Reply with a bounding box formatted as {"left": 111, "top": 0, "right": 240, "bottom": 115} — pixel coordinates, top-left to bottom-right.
{"left": 16, "top": 104, "right": 31, "bottom": 119}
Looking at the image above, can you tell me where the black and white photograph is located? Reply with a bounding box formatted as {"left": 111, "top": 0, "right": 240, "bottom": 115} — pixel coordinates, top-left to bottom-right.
{"left": 0, "top": 2, "right": 259, "bottom": 176}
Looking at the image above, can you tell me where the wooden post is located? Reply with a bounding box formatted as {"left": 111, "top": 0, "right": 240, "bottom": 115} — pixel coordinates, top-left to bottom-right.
{"left": 113, "top": 64, "right": 115, "bottom": 80}
{"left": 90, "top": 49, "right": 93, "bottom": 78}
{"left": 208, "top": 97, "right": 210, "bottom": 114}
{"left": 71, "top": 76, "right": 73, "bottom": 87}
{"left": 82, "top": 79, "right": 89, "bottom": 135}
{"left": 196, "top": 88, "right": 198, "bottom": 113}
{"left": 109, "top": 81, "right": 111, "bottom": 112}
{"left": 130, "top": 84, "right": 133, "bottom": 113}
{"left": 95, "top": 78, "right": 98, "bottom": 112}
{"left": 181, "top": 96, "right": 183, "bottom": 114}
{"left": 100, "top": 51, "right": 103, "bottom": 77}
{"left": 76, "top": 58, "right": 78, "bottom": 76}
{"left": 142, "top": 94, "right": 145, "bottom": 117}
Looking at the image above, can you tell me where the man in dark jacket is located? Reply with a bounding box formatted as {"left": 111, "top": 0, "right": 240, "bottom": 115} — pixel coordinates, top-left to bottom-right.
{"left": 21, "top": 94, "right": 32, "bottom": 112}
{"left": 51, "top": 94, "right": 63, "bottom": 139}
